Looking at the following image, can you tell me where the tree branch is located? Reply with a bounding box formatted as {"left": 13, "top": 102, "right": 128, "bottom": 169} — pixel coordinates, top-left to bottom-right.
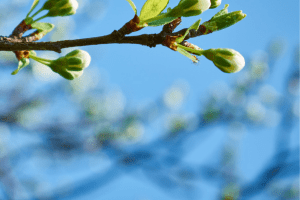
{"left": 0, "top": 18, "right": 206, "bottom": 54}
{"left": 0, "top": 33, "right": 159, "bottom": 53}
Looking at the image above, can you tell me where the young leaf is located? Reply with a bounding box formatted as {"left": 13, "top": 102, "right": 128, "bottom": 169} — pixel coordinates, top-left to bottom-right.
{"left": 31, "top": 22, "right": 55, "bottom": 32}
{"left": 139, "top": 0, "right": 169, "bottom": 21}
{"left": 211, "top": 4, "right": 229, "bottom": 20}
{"left": 147, "top": 16, "right": 177, "bottom": 26}
{"left": 26, "top": 0, "right": 40, "bottom": 18}
{"left": 176, "top": 19, "right": 201, "bottom": 43}
{"left": 126, "top": 0, "right": 137, "bottom": 15}
{"left": 11, "top": 58, "right": 30, "bottom": 75}
{"left": 201, "top": 10, "right": 246, "bottom": 34}
{"left": 30, "top": 22, "right": 55, "bottom": 39}
{"left": 177, "top": 47, "right": 198, "bottom": 63}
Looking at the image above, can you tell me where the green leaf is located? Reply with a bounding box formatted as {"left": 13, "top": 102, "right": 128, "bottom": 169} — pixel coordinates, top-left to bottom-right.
{"left": 176, "top": 19, "right": 201, "bottom": 43}
{"left": 11, "top": 58, "right": 30, "bottom": 75}
{"left": 126, "top": 0, "right": 137, "bottom": 14}
{"left": 26, "top": 0, "right": 40, "bottom": 18}
{"left": 31, "top": 22, "right": 55, "bottom": 32}
{"left": 31, "top": 22, "right": 55, "bottom": 39}
{"left": 139, "top": 0, "right": 169, "bottom": 21}
{"left": 177, "top": 47, "right": 198, "bottom": 63}
{"left": 211, "top": 4, "right": 229, "bottom": 20}
{"left": 147, "top": 16, "right": 177, "bottom": 26}
{"left": 201, "top": 10, "right": 246, "bottom": 34}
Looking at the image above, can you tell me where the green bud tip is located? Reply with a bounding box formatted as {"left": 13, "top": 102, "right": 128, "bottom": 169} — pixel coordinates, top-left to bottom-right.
{"left": 46, "top": 0, "right": 79, "bottom": 17}
{"left": 234, "top": 10, "right": 247, "bottom": 19}
{"left": 210, "top": 0, "right": 222, "bottom": 9}
{"left": 49, "top": 49, "right": 91, "bottom": 80}
{"left": 203, "top": 48, "right": 245, "bottom": 73}
{"left": 173, "top": 0, "right": 211, "bottom": 17}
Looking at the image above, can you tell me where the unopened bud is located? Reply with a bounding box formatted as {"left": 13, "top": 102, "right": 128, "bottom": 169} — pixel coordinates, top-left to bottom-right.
{"left": 210, "top": 0, "right": 222, "bottom": 9}
{"left": 46, "top": 0, "right": 78, "bottom": 17}
{"left": 42, "top": 0, "right": 59, "bottom": 10}
{"left": 49, "top": 50, "right": 91, "bottom": 80}
{"left": 202, "top": 48, "right": 245, "bottom": 73}
{"left": 170, "top": 0, "right": 211, "bottom": 17}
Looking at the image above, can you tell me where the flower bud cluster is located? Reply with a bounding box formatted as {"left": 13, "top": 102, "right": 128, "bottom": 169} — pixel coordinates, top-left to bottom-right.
{"left": 29, "top": 50, "right": 91, "bottom": 80}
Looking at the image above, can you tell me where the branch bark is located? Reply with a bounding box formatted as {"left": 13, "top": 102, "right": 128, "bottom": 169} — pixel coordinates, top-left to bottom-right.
{"left": 0, "top": 33, "right": 161, "bottom": 53}
{"left": 0, "top": 16, "right": 205, "bottom": 54}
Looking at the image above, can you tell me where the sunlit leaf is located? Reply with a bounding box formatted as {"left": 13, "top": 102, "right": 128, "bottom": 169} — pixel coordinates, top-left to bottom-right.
{"left": 211, "top": 4, "right": 229, "bottom": 20}
{"left": 31, "top": 22, "right": 55, "bottom": 32}
{"left": 139, "top": 0, "right": 169, "bottom": 21}
{"left": 147, "top": 16, "right": 177, "bottom": 26}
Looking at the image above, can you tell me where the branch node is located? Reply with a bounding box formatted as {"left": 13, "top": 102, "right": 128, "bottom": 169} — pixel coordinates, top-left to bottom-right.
{"left": 189, "top": 29, "right": 197, "bottom": 37}
{"left": 147, "top": 35, "right": 156, "bottom": 48}
{"left": 162, "top": 17, "right": 182, "bottom": 34}
{"left": 162, "top": 35, "right": 179, "bottom": 51}
{"left": 112, "top": 30, "right": 124, "bottom": 42}
{"left": 10, "top": 20, "right": 32, "bottom": 38}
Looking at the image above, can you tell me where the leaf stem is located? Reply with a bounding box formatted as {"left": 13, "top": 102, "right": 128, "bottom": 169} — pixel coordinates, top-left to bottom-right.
{"left": 29, "top": 54, "right": 53, "bottom": 66}
{"left": 177, "top": 44, "right": 204, "bottom": 55}
{"left": 32, "top": 13, "right": 48, "bottom": 23}
{"left": 30, "top": 8, "right": 44, "bottom": 19}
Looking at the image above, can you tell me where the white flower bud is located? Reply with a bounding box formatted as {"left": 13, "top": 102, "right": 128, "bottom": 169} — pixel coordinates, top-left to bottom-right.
{"left": 50, "top": 50, "right": 91, "bottom": 80}
{"left": 202, "top": 48, "right": 245, "bottom": 73}
{"left": 46, "top": 0, "right": 79, "bottom": 17}
{"left": 171, "top": 0, "right": 211, "bottom": 17}
{"left": 210, "top": 0, "right": 222, "bottom": 9}
{"left": 65, "top": 49, "right": 91, "bottom": 70}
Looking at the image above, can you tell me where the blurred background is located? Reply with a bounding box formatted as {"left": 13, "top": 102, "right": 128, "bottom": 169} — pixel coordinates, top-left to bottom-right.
{"left": 0, "top": 0, "right": 299, "bottom": 199}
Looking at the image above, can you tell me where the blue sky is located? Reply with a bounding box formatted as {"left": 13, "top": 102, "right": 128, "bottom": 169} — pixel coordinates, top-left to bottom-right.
{"left": 72, "top": 0, "right": 299, "bottom": 198}
{"left": 0, "top": 0, "right": 299, "bottom": 199}
{"left": 84, "top": 0, "right": 299, "bottom": 198}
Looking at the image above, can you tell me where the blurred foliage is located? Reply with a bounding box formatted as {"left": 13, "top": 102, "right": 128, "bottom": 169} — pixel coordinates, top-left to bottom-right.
{"left": 0, "top": 1, "right": 299, "bottom": 200}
